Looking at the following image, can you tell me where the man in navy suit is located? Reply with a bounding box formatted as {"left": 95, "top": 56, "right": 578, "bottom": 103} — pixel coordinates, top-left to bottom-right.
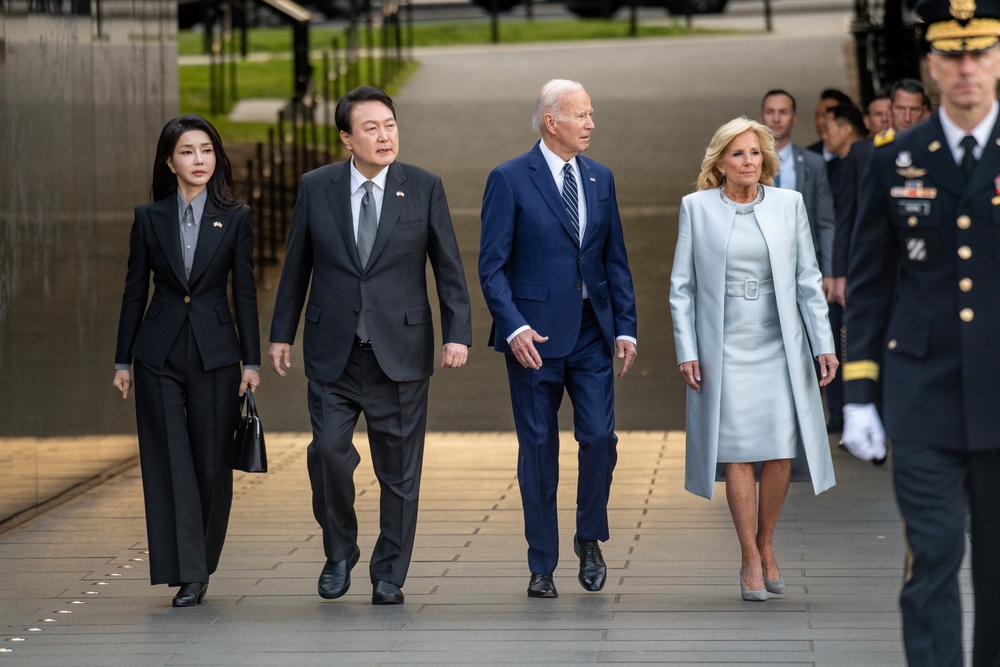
{"left": 479, "top": 79, "right": 638, "bottom": 599}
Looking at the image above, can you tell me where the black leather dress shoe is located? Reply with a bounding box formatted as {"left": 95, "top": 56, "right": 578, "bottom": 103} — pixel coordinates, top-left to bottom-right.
{"left": 172, "top": 582, "right": 208, "bottom": 607}
{"left": 371, "top": 580, "right": 404, "bottom": 605}
{"left": 527, "top": 573, "right": 558, "bottom": 598}
{"left": 318, "top": 545, "right": 361, "bottom": 600}
{"left": 574, "top": 534, "right": 607, "bottom": 592}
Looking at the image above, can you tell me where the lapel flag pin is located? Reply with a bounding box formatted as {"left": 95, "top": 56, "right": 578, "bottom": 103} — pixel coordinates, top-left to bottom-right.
{"left": 589, "top": 177, "right": 596, "bottom": 182}
{"left": 213, "top": 221, "right": 222, "bottom": 228}
{"left": 396, "top": 191, "right": 405, "bottom": 197}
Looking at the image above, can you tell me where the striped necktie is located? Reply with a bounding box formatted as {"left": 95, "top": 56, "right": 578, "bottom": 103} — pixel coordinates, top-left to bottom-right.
{"left": 561, "top": 163, "right": 581, "bottom": 244}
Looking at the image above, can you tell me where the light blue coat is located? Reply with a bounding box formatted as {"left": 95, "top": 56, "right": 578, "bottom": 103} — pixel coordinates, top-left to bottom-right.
{"left": 669, "top": 185, "right": 836, "bottom": 500}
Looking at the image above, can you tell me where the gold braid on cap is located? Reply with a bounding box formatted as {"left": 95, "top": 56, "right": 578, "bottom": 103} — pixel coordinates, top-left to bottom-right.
{"left": 926, "top": 17, "right": 1000, "bottom": 49}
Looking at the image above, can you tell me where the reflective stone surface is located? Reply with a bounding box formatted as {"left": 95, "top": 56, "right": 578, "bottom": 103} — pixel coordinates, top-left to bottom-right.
{"left": 0, "top": 0, "right": 177, "bottom": 521}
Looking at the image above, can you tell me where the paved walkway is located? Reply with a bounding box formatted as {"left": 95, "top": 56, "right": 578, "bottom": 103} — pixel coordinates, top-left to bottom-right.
{"left": 0, "top": 431, "right": 949, "bottom": 666}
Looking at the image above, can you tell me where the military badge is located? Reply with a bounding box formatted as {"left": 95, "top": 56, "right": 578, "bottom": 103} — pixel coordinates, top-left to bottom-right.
{"left": 906, "top": 238, "right": 928, "bottom": 262}
{"left": 891, "top": 181, "right": 937, "bottom": 199}
{"left": 928, "top": 140, "right": 942, "bottom": 152}
{"left": 897, "top": 167, "right": 928, "bottom": 178}
{"left": 994, "top": 174, "right": 1000, "bottom": 195}
{"left": 896, "top": 152, "right": 913, "bottom": 168}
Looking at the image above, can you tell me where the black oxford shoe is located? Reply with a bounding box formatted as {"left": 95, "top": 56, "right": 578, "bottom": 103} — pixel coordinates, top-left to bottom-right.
{"left": 318, "top": 545, "right": 361, "bottom": 600}
{"left": 371, "top": 580, "right": 404, "bottom": 605}
{"left": 527, "top": 573, "right": 558, "bottom": 598}
{"left": 172, "top": 582, "right": 208, "bottom": 607}
{"left": 574, "top": 534, "right": 607, "bottom": 592}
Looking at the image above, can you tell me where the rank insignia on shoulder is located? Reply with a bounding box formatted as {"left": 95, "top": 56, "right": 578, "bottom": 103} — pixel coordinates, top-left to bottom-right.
{"left": 875, "top": 129, "right": 895, "bottom": 147}
{"left": 896, "top": 151, "right": 913, "bottom": 168}
{"left": 929, "top": 140, "right": 942, "bottom": 152}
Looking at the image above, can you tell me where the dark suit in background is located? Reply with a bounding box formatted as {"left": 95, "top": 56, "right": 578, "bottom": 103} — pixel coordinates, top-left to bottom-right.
{"left": 269, "top": 152, "right": 472, "bottom": 595}
{"left": 115, "top": 197, "right": 260, "bottom": 585}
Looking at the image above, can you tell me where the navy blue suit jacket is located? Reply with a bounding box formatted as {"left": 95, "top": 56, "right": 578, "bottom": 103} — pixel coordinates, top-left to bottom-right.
{"left": 479, "top": 142, "right": 637, "bottom": 358}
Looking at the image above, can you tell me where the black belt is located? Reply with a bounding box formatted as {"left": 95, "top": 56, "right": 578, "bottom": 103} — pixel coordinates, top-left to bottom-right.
{"left": 354, "top": 336, "right": 373, "bottom": 349}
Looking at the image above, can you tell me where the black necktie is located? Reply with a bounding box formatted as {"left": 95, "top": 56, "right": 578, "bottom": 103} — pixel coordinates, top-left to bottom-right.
{"left": 960, "top": 135, "right": 978, "bottom": 177}
{"left": 356, "top": 181, "right": 377, "bottom": 341}
{"left": 561, "top": 163, "right": 581, "bottom": 244}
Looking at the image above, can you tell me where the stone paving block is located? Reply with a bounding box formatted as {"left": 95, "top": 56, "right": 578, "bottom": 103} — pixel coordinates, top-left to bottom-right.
{"left": 0, "top": 431, "right": 961, "bottom": 664}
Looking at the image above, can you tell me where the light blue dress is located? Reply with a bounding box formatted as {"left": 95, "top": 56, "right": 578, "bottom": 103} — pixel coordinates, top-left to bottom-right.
{"left": 717, "top": 195, "right": 797, "bottom": 462}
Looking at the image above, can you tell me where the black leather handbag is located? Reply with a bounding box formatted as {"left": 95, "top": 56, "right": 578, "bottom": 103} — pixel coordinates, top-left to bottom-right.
{"left": 232, "top": 388, "right": 267, "bottom": 473}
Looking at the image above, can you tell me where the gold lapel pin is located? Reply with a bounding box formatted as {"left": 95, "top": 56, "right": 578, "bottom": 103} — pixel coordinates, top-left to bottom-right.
{"left": 928, "top": 140, "right": 941, "bottom": 152}
{"left": 396, "top": 191, "right": 405, "bottom": 197}
{"left": 213, "top": 221, "right": 222, "bottom": 228}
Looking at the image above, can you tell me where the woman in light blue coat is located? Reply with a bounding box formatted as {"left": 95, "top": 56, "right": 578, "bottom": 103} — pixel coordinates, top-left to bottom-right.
{"left": 669, "top": 117, "right": 838, "bottom": 601}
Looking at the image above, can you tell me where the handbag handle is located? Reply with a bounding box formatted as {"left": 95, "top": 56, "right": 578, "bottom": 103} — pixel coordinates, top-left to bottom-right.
{"left": 244, "top": 386, "right": 257, "bottom": 417}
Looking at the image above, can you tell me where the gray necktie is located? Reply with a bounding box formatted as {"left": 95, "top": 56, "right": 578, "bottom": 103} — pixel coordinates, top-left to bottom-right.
{"left": 356, "top": 181, "right": 377, "bottom": 341}
{"left": 181, "top": 204, "right": 195, "bottom": 280}
{"left": 561, "top": 163, "right": 581, "bottom": 244}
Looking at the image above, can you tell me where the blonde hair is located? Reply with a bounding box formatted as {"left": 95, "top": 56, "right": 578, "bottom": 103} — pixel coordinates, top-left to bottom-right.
{"left": 696, "top": 117, "right": 779, "bottom": 191}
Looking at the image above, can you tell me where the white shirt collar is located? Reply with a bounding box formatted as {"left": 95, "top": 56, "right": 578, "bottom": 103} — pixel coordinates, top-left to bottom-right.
{"left": 349, "top": 157, "right": 390, "bottom": 194}
{"left": 538, "top": 139, "right": 579, "bottom": 180}
{"left": 938, "top": 100, "right": 999, "bottom": 162}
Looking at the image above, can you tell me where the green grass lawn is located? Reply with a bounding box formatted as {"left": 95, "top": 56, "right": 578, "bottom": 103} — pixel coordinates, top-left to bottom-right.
{"left": 178, "top": 18, "right": 737, "bottom": 56}
{"left": 179, "top": 18, "right": 737, "bottom": 143}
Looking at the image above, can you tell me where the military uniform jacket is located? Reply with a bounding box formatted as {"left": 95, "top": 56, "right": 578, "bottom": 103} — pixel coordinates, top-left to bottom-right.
{"left": 844, "top": 114, "right": 1000, "bottom": 451}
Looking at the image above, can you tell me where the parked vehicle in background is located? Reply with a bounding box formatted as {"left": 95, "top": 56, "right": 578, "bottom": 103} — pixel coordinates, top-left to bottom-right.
{"left": 469, "top": 0, "right": 728, "bottom": 18}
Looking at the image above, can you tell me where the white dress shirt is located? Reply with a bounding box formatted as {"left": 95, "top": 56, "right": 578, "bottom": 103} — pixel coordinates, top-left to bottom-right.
{"left": 939, "top": 99, "right": 998, "bottom": 165}
{"left": 349, "top": 157, "right": 389, "bottom": 240}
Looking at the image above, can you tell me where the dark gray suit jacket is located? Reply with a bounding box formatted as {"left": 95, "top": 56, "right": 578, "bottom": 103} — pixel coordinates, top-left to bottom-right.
{"left": 269, "top": 160, "right": 472, "bottom": 383}
{"left": 791, "top": 144, "right": 836, "bottom": 277}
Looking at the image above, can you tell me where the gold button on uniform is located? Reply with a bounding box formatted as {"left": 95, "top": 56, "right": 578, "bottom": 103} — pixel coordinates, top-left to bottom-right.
{"left": 887, "top": 339, "right": 898, "bottom": 350}
{"left": 183, "top": 296, "right": 191, "bottom": 303}
{"left": 960, "top": 308, "right": 974, "bottom": 322}
{"left": 960, "top": 278, "right": 973, "bottom": 292}
{"left": 908, "top": 216, "right": 918, "bottom": 227}
{"left": 957, "top": 215, "right": 972, "bottom": 229}
{"left": 958, "top": 246, "right": 972, "bottom": 260}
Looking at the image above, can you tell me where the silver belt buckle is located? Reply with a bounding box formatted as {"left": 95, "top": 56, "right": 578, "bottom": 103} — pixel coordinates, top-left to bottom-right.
{"left": 744, "top": 278, "right": 759, "bottom": 300}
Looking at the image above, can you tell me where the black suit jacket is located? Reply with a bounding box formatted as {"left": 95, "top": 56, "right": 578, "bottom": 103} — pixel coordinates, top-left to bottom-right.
{"left": 844, "top": 114, "right": 1000, "bottom": 451}
{"left": 115, "top": 197, "right": 260, "bottom": 371}
{"left": 269, "top": 160, "right": 472, "bottom": 383}
{"left": 832, "top": 138, "right": 874, "bottom": 277}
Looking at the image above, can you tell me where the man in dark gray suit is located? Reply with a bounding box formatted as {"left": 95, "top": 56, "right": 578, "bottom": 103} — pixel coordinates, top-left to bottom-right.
{"left": 268, "top": 86, "right": 472, "bottom": 606}
{"left": 761, "top": 89, "right": 839, "bottom": 427}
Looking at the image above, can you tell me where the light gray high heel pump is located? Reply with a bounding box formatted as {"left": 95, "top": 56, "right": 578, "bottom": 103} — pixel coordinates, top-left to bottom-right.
{"left": 740, "top": 568, "right": 768, "bottom": 602}
{"left": 763, "top": 575, "right": 785, "bottom": 595}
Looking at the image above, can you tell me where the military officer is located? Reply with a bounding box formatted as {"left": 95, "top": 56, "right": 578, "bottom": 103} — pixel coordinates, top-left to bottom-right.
{"left": 841, "top": 0, "right": 1000, "bottom": 665}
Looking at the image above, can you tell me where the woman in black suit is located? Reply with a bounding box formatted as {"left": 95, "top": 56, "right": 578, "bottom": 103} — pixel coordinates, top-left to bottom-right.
{"left": 112, "top": 115, "right": 260, "bottom": 607}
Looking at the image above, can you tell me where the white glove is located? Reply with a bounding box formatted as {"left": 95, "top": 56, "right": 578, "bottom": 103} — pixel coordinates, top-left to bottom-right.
{"left": 842, "top": 403, "right": 887, "bottom": 461}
